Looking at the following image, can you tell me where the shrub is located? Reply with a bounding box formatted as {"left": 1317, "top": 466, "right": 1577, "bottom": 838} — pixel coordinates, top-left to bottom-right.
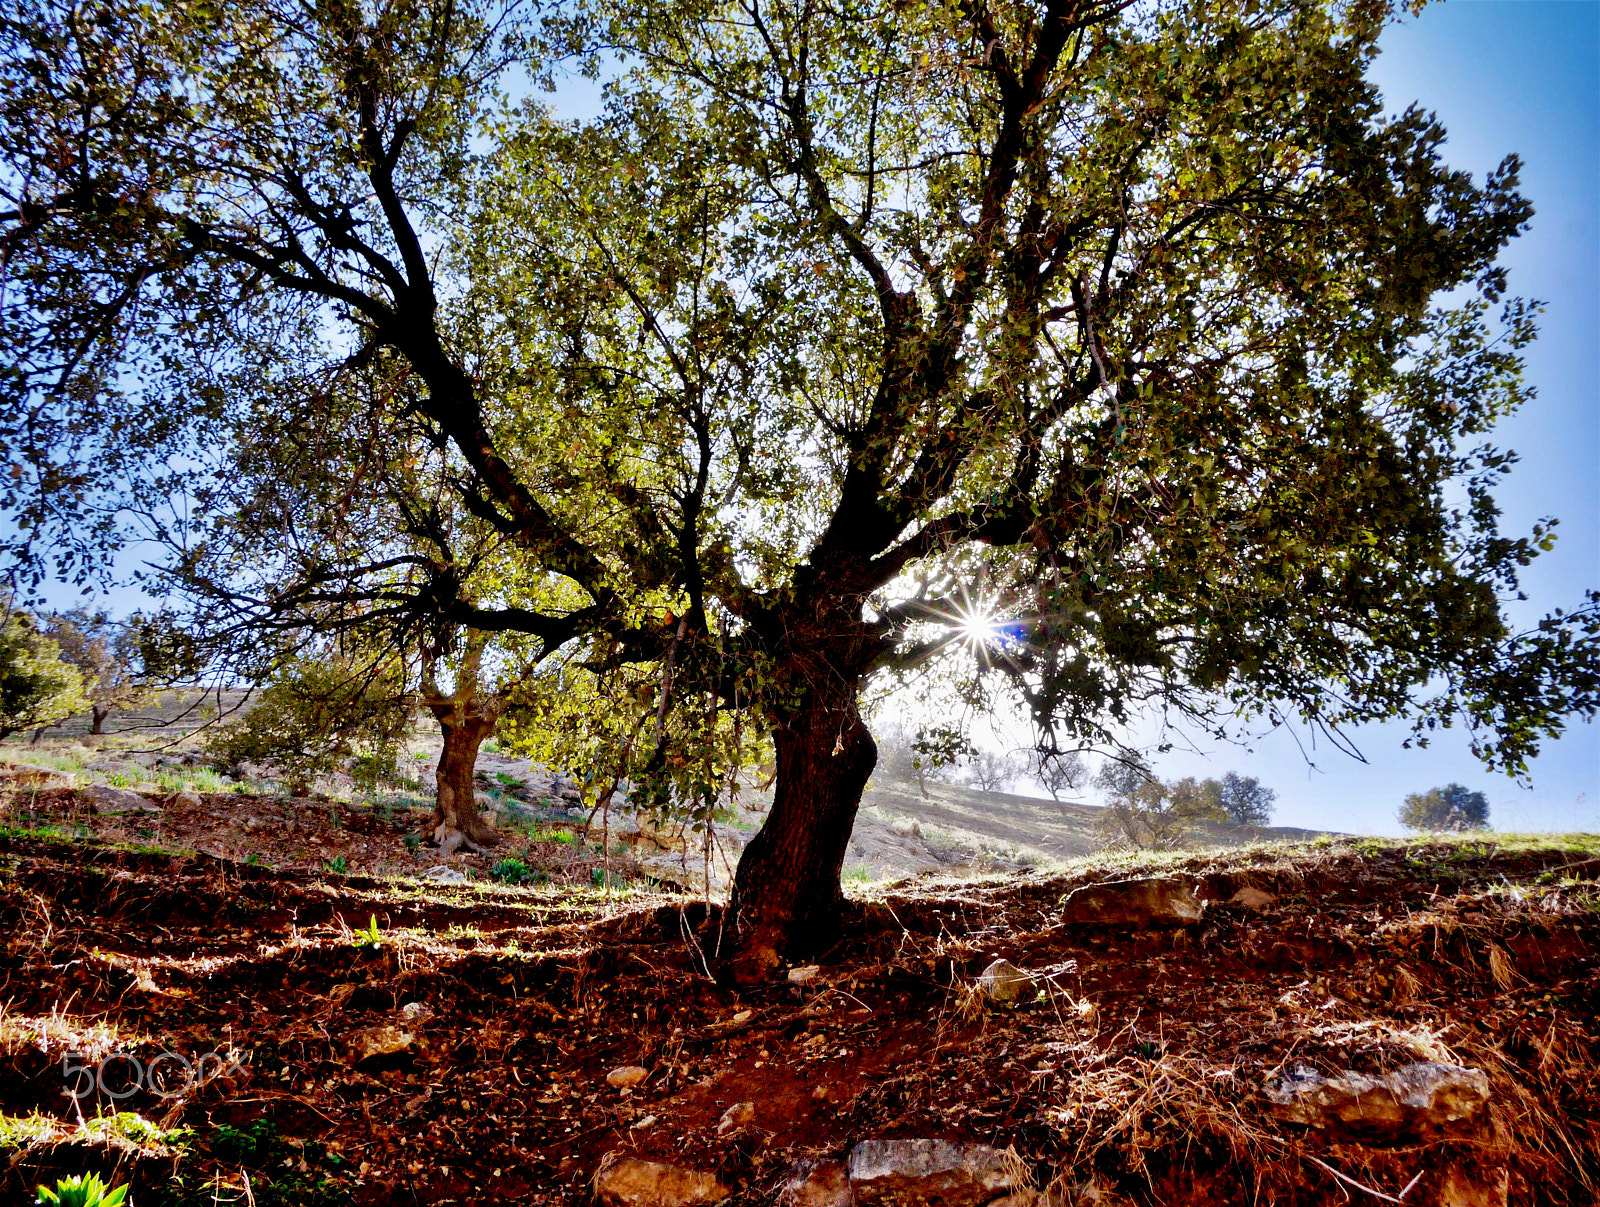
{"left": 0, "top": 610, "right": 84, "bottom": 740}
{"left": 490, "top": 857, "right": 530, "bottom": 885}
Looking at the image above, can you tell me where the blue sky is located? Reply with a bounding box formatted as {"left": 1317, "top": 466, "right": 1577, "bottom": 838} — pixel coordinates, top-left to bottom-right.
{"left": 1149, "top": 1, "right": 1600, "bottom": 834}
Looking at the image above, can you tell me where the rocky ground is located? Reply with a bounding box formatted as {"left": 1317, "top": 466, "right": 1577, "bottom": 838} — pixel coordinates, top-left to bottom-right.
{"left": 0, "top": 759, "right": 1595, "bottom": 1206}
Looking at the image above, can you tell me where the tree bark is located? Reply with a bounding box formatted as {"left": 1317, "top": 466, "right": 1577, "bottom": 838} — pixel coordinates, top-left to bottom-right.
{"left": 91, "top": 706, "right": 109, "bottom": 735}
{"left": 430, "top": 708, "right": 500, "bottom": 854}
{"left": 728, "top": 676, "right": 876, "bottom": 983}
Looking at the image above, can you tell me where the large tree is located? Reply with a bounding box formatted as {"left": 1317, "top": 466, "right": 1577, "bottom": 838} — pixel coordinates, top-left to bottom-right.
{"left": 4, "top": 0, "right": 1599, "bottom": 978}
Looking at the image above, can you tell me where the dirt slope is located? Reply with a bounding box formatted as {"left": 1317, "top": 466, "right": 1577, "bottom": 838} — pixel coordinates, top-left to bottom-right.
{"left": 1, "top": 780, "right": 1595, "bottom": 1206}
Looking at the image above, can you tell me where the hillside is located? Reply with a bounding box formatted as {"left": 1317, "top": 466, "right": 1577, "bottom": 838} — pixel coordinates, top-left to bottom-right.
{"left": 1, "top": 758, "right": 1596, "bottom": 1205}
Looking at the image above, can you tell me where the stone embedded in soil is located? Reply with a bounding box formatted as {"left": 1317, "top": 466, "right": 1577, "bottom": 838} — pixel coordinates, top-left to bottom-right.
{"left": 2, "top": 762, "right": 73, "bottom": 787}
{"left": 780, "top": 1158, "right": 853, "bottom": 1207}
{"left": 1437, "top": 1165, "right": 1510, "bottom": 1207}
{"left": 423, "top": 864, "right": 467, "bottom": 883}
{"left": 1266, "top": 1061, "right": 1491, "bottom": 1142}
{"left": 715, "top": 1100, "right": 755, "bottom": 1135}
{"left": 787, "top": 964, "right": 822, "bottom": 985}
{"left": 606, "top": 1064, "right": 649, "bottom": 1088}
{"left": 1060, "top": 878, "right": 1203, "bottom": 928}
{"left": 848, "top": 1139, "right": 1016, "bottom": 1206}
{"left": 84, "top": 783, "right": 162, "bottom": 814}
{"left": 976, "top": 958, "right": 1033, "bottom": 1004}
{"left": 592, "top": 1158, "right": 731, "bottom": 1207}
{"left": 346, "top": 1024, "right": 414, "bottom": 1062}
{"left": 1229, "top": 886, "right": 1276, "bottom": 910}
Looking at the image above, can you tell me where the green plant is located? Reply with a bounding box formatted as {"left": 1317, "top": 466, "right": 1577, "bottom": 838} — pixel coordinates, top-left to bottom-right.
{"left": 322, "top": 855, "right": 348, "bottom": 874}
{"left": 35, "top": 1173, "right": 127, "bottom": 1207}
{"left": 210, "top": 1118, "right": 279, "bottom": 1163}
{"left": 245, "top": 851, "right": 263, "bottom": 867}
{"left": 490, "top": 857, "right": 529, "bottom": 885}
{"left": 402, "top": 834, "right": 422, "bottom": 856}
{"left": 0, "top": 610, "right": 85, "bottom": 741}
{"left": 351, "top": 914, "right": 382, "bottom": 950}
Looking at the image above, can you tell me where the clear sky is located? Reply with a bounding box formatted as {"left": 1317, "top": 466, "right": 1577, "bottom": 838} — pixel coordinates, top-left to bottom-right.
{"left": 1142, "top": 1, "right": 1600, "bottom": 834}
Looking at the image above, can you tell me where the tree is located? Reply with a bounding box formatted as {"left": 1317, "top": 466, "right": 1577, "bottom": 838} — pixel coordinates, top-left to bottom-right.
{"left": 0, "top": 610, "right": 84, "bottom": 741}
{"left": 7, "top": 0, "right": 1600, "bottom": 978}
{"left": 963, "top": 748, "right": 1020, "bottom": 793}
{"left": 1399, "top": 783, "right": 1490, "bottom": 832}
{"left": 41, "top": 611, "right": 152, "bottom": 734}
{"left": 1218, "top": 773, "right": 1277, "bottom": 828}
{"left": 207, "top": 654, "right": 411, "bottom": 797}
{"left": 1094, "top": 762, "right": 1226, "bottom": 851}
{"left": 1029, "top": 747, "right": 1088, "bottom": 806}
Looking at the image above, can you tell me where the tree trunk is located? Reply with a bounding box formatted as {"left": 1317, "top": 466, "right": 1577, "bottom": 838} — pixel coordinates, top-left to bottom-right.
{"left": 91, "top": 706, "right": 109, "bottom": 735}
{"left": 728, "top": 678, "right": 876, "bottom": 983}
{"left": 430, "top": 710, "right": 500, "bottom": 854}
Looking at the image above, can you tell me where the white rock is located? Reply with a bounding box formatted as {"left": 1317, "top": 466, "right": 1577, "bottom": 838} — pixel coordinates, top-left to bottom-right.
{"left": 1266, "top": 1061, "right": 1491, "bottom": 1141}
{"left": 422, "top": 865, "right": 467, "bottom": 884}
{"left": 593, "top": 1158, "right": 730, "bottom": 1207}
{"left": 848, "top": 1139, "right": 1016, "bottom": 1206}
{"left": 779, "top": 1159, "right": 853, "bottom": 1207}
{"left": 606, "top": 1065, "right": 648, "bottom": 1088}
{"left": 85, "top": 784, "right": 161, "bottom": 814}
{"left": 787, "top": 965, "right": 822, "bottom": 985}
{"left": 977, "top": 958, "right": 1033, "bottom": 1005}
{"left": 715, "top": 1101, "right": 755, "bottom": 1135}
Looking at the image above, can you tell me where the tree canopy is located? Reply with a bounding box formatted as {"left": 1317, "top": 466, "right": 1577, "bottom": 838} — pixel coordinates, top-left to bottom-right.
{"left": 1399, "top": 782, "right": 1490, "bottom": 832}
{"left": 4, "top": 0, "right": 1599, "bottom": 968}
{"left": 0, "top": 608, "right": 84, "bottom": 740}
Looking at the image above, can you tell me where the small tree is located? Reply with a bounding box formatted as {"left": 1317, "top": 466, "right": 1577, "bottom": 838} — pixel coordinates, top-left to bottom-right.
{"left": 963, "top": 748, "right": 1020, "bottom": 793}
{"left": 41, "top": 611, "right": 152, "bottom": 735}
{"left": 1094, "top": 763, "right": 1226, "bottom": 850}
{"left": 207, "top": 656, "right": 410, "bottom": 797}
{"left": 1399, "top": 784, "right": 1490, "bottom": 832}
{"left": 0, "top": 611, "right": 84, "bottom": 741}
{"left": 1028, "top": 747, "right": 1088, "bottom": 806}
{"left": 1218, "top": 772, "right": 1277, "bottom": 828}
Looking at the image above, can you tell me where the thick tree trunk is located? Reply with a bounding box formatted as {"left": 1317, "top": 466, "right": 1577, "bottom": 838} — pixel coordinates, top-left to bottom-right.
{"left": 729, "top": 678, "right": 876, "bottom": 983}
{"left": 91, "top": 706, "right": 109, "bottom": 735}
{"left": 430, "top": 710, "right": 500, "bottom": 855}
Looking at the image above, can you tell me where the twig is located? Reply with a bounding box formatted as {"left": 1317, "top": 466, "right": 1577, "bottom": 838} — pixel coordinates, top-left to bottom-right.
{"left": 1307, "top": 1156, "right": 1424, "bottom": 1204}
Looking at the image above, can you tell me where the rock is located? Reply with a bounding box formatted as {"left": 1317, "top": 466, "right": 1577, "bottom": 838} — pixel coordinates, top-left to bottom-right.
{"left": 787, "top": 964, "right": 822, "bottom": 985}
{"left": 1060, "top": 878, "right": 1202, "bottom": 928}
{"left": 593, "top": 1158, "right": 730, "bottom": 1207}
{"left": 638, "top": 851, "right": 735, "bottom": 896}
{"left": 85, "top": 783, "right": 162, "bottom": 814}
{"left": 171, "top": 790, "right": 203, "bottom": 809}
{"left": 606, "top": 1065, "right": 649, "bottom": 1088}
{"left": 347, "top": 1024, "right": 414, "bottom": 1061}
{"left": 422, "top": 865, "right": 467, "bottom": 884}
{"left": 1229, "top": 887, "right": 1276, "bottom": 910}
{"left": 780, "top": 1159, "right": 853, "bottom": 1207}
{"left": 715, "top": 1100, "right": 755, "bottom": 1135}
{"left": 1, "top": 762, "right": 73, "bottom": 787}
{"left": 1266, "top": 1061, "right": 1491, "bottom": 1142}
{"left": 398, "top": 1001, "right": 433, "bottom": 1023}
{"left": 848, "top": 1139, "right": 1016, "bottom": 1206}
{"left": 976, "top": 958, "right": 1033, "bottom": 1005}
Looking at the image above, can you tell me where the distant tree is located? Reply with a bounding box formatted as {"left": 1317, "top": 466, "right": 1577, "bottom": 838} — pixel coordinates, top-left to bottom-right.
{"left": 1218, "top": 772, "right": 1277, "bottom": 827}
{"left": 963, "top": 749, "right": 1020, "bottom": 793}
{"left": 1029, "top": 747, "right": 1088, "bottom": 806}
{"left": 1399, "top": 783, "right": 1490, "bottom": 832}
{"left": 0, "top": 611, "right": 84, "bottom": 741}
{"left": 41, "top": 611, "right": 152, "bottom": 734}
{"left": 1094, "top": 763, "right": 1227, "bottom": 851}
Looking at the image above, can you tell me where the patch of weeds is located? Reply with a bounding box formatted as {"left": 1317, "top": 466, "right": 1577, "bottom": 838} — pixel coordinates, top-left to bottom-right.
{"left": 841, "top": 862, "right": 877, "bottom": 885}
{"left": 495, "top": 772, "right": 521, "bottom": 790}
{"left": 151, "top": 1119, "right": 352, "bottom": 1207}
{"left": 209, "top": 1118, "right": 279, "bottom": 1163}
{"left": 402, "top": 833, "right": 422, "bottom": 856}
{"left": 0, "top": 1111, "right": 56, "bottom": 1148}
{"left": 244, "top": 852, "right": 265, "bottom": 868}
{"left": 350, "top": 914, "right": 383, "bottom": 952}
{"left": 322, "top": 855, "right": 348, "bottom": 875}
{"left": 539, "top": 827, "right": 577, "bottom": 846}
{"left": 105, "top": 772, "right": 134, "bottom": 789}
{"left": 490, "top": 857, "right": 530, "bottom": 885}
{"left": 591, "top": 867, "right": 627, "bottom": 888}
{"left": 35, "top": 1172, "right": 128, "bottom": 1207}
